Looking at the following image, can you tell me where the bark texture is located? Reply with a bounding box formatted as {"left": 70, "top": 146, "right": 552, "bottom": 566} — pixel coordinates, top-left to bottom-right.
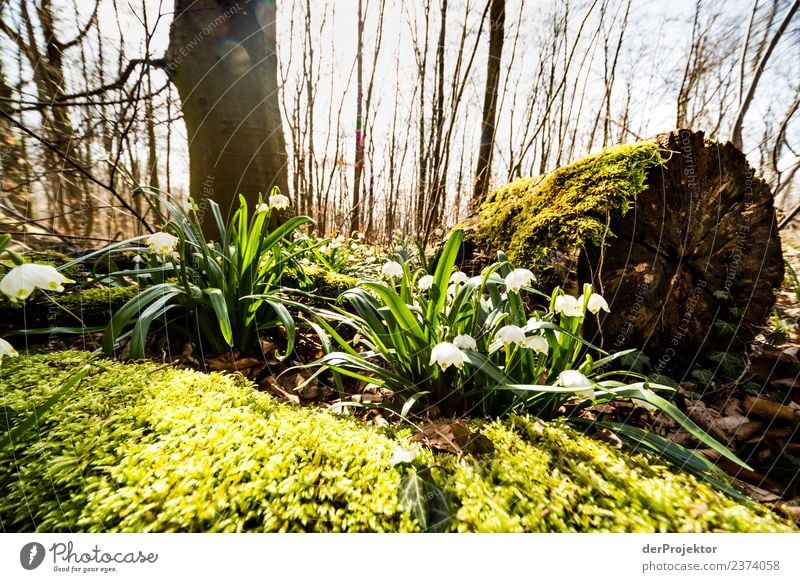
{"left": 469, "top": 129, "right": 783, "bottom": 372}
{"left": 166, "top": 0, "right": 289, "bottom": 235}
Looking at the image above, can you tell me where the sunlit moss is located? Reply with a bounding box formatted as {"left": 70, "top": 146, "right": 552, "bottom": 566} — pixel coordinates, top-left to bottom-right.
{"left": 0, "top": 352, "right": 794, "bottom": 532}
{"left": 472, "top": 142, "right": 663, "bottom": 274}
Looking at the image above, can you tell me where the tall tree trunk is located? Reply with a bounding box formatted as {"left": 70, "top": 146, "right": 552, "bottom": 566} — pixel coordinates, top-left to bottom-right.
{"left": 352, "top": 0, "right": 365, "bottom": 234}
{"left": 472, "top": 0, "right": 504, "bottom": 207}
{"left": 166, "top": 0, "right": 289, "bottom": 234}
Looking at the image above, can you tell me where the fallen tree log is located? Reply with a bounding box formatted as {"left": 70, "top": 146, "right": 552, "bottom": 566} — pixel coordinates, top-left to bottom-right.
{"left": 466, "top": 129, "right": 783, "bottom": 374}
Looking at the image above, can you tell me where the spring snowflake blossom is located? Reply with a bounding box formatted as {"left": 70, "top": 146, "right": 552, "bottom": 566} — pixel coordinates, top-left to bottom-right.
{"left": 449, "top": 271, "right": 468, "bottom": 285}
{"left": 381, "top": 260, "right": 404, "bottom": 278}
{"left": 430, "top": 342, "right": 468, "bottom": 371}
{"left": 554, "top": 294, "right": 584, "bottom": 317}
{"left": 146, "top": 231, "right": 179, "bottom": 256}
{"left": 269, "top": 193, "right": 291, "bottom": 210}
{"left": 504, "top": 268, "right": 534, "bottom": 293}
{"left": 417, "top": 274, "right": 434, "bottom": 290}
{"left": 557, "top": 370, "right": 594, "bottom": 400}
{"left": 0, "top": 263, "right": 75, "bottom": 301}
{"left": 452, "top": 334, "right": 477, "bottom": 350}
{"left": 496, "top": 325, "right": 526, "bottom": 346}
{"left": 581, "top": 292, "right": 610, "bottom": 314}
{"left": 523, "top": 335, "right": 549, "bottom": 354}
{"left": 0, "top": 337, "right": 18, "bottom": 360}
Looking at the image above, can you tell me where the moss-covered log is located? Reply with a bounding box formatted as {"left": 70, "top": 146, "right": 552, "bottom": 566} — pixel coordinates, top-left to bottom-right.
{"left": 470, "top": 130, "right": 783, "bottom": 372}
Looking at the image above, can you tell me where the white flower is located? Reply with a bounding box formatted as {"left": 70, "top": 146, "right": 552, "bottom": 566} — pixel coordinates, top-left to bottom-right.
{"left": 319, "top": 244, "right": 330, "bottom": 254}
{"left": 433, "top": 228, "right": 444, "bottom": 237}
{"left": 554, "top": 294, "right": 583, "bottom": 317}
{"left": 132, "top": 254, "right": 144, "bottom": 265}
{"left": 581, "top": 292, "right": 610, "bottom": 314}
{"left": 0, "top": 263, "right": 75, "bottom": 301}
{"left": 496, "top": 325, "right": 526, "bottom": 346}
{"left": 447, "top": 283, "right": 457, "bottom": 297}
{"left": 452, "top": 334, "right": 477, "bottom": 350}
{"left": 269, "top": 193, "right": 291, "bottom": 210}
{"left": 255, "top": 202, "right": 270, "bottom": 213}
{"left": 0, "top": 337, "right": 18, "bottom": 359}
{"left": 381, "top": 260, "right": 404, "bottom": 278}
{"left": 354, "top": 232, "right": 365, "bottom": 240}
{"left": 430, "top": 342, "right": 467, "bottom": 371}
{"left": 504, "top": 268, "right": 534, "bottom": 293}
{"left": 523, "top": 335, "right": 549, "bottom": 354}
{"left": 146, "top": 231, "right": 179, "bottom": 256}
{"left": 449, "top": 271, "right": 468, "bottom": 285}
{"left": 557, "top": 370, "right": 594, "bottom": 400}
{"left": 389, "top": 445, "right": 418, "bottom": 466}
{"left": 417, "top": 274, "right": 434, "bottom": 290}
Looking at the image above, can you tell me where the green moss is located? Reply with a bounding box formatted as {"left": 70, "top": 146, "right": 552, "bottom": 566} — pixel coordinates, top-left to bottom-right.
{"left": 284, "top": 265, "right": 358, "bottom": 299}
{"left": 0, "top": 285, "right": 139, "bottom": 333}
{"left": 0, "top": 352, "right": 794, "bottom": 532}
{"left": 436, "top": 417, "right": 791, "bottom": 532}
{"left": 473, "top": 142, "right": 663, "bottom": 272}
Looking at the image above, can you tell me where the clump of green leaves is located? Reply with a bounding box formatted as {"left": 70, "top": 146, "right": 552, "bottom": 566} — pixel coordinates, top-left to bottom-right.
{"left": 307, "top": 229, "right": 753, "bottom": 494}
{"left": 70, "top": 190, "right": 312, "bottom": 359}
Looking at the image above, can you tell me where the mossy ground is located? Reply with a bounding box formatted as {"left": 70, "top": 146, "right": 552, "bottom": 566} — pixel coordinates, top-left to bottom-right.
{"left": 472, "top": 142, "right": 662, "bottom": 273}
{"left": 0, "top": 352, "right": 794, "bottom": 532}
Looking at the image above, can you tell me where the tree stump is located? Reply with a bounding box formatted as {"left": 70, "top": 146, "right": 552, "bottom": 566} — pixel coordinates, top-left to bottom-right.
{"left": 469, "top": 129, "right": 783, "bottom": 374}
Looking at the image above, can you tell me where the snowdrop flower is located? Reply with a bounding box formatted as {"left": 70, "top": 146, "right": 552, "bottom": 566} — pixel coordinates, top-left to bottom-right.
{"left": 554, "top": 294, "right": 584, "bottom": 317}
{"left": 255, "top": 202, "right": 270, "bottom": 213}
{"left": 0, "top": 263, "right": 74, "bottom": 301}
{"left": 452, "top": 334, "right": 477, "bottom": 350}
{"left": 557, "top": 370, "right": 594, "bottom": 400}
{"left": 269, "top": 193, "right": 291, "bottom": 210}
{"left": 449, "top": 271, "right": 468, "bottom": 285}
{"left": 430, "top": 342, "right": 467, "bottom": 371}
{"left": 354, "top": 232, "right": 365, "bottom": 240}
{"left": 146, "top": 231, "right": 179, "bottom": 256}
{"left": 0, "top": 337, "right": 18, "bottom": 360}
{"left": 504, "top": 268, "right": 534, "bottom": 293}
{"left": 319, "top": 244, "right": 330, "bottom": 254}
{"left": 417, "top": 274, "right": 434, "bottom": 290}
{"left": 433, "top": 228, "right": 444, "bottom": 237}
{"left": 381, "top": 260, "right": 404, "bottom": 278}
{"left": 496, "top": 324, "right": 526, "bottom": 346}
{"left": 581, "top": 292, "right": 610, "bottom": 314}
{"left": 447, "top": 283, "right": 457, "bottom": 297}
{"left": 523, "top": 335, "right": 549, "bottom": 354}
{"left": 132, "top": 254, "right": 144, "bottom": 265}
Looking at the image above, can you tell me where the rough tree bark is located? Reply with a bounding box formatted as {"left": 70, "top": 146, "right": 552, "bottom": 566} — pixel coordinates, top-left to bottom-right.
{"left": 166, "top": 0, "right": 289, "bottom": 234}
{"left": 469, "top": 129, "right": 783, "bottom": 373}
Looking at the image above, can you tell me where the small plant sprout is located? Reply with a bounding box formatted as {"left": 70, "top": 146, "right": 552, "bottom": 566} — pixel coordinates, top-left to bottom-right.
{"left": 452, "top": 334, "right": 477, "bottom": 350}
{"left": 269, "top": 192, "right": 291, "bottom": 210}
{"left": 430, "top": 342, "right": 467, "bottom": 371}
{"left": 504, "top": 268, "right": 534, "bottom": 293}
{"left": 381, "top": 260, "right": 404, "bottom": 278}
{"left": 417, "top": 274, "right": 434, "bottom": 290}
{"left": 0, "top": 338, "right": 18, "bottom": 360}
{"left": 582, "top": 292, "right": 610, "bottom": 314}
{"left": 146, "top": 231, "right": 179, "bottom": 256}
{"left": 0, "top": 263, "right": 75, "bottom": 301}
